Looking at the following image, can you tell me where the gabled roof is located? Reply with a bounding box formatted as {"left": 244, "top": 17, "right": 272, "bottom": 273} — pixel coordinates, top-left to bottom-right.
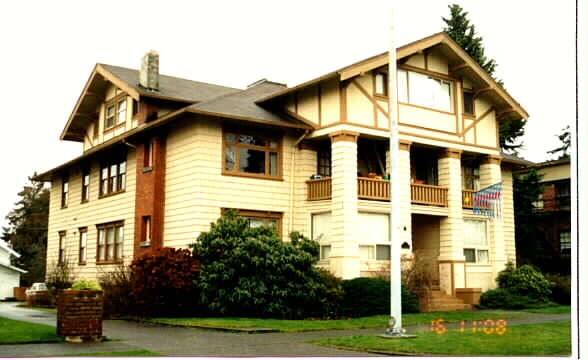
{"left": 256, "top": 32, "right": 528, "bottom": 121}
{"left": 60, "top": 64, "right": 240, "bottom": 142}
{"left": 500, "top": 152, "right": 535, "bottom": 167}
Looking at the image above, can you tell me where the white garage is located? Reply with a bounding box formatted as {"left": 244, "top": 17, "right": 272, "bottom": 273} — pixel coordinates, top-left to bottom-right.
{"left": 0, "top": 240, "right": 26, "bottom": 300}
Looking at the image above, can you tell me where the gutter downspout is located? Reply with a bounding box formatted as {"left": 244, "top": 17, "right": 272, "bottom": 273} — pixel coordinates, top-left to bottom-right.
{"left": 288, "top": 130, "right": 311, "bottom": 236}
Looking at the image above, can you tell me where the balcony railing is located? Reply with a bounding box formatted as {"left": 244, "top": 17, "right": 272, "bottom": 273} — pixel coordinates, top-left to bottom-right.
{"left": 462, "top": 190, "right": 476, "bottom": 209}
{"left": 411, "top": 183, "right": 448, "bottom": 207}
{"left": 306, "top": 178, "right": 332, "bottom": 201}
{"left": 307, "top": 177, "right": 448, "bottom": 207}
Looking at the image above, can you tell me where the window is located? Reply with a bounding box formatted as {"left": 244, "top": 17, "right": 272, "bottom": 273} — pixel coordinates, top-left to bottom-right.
{"left": 100, "top": 156, "right": 127, "bottom": 196}
{"left": 81, "top": 168, "right": 90, "bottom": 203}
{"left": 144, "top": 139, "right": 155, "bottom": 169}
{"left": 225, "top": 209, "right": 282, "bottom": 236}
{"left": 555, "top": 180, "right": 571, "bottom": 208}
{"left": 312, "top": 212, "right": 332, "bottom": 259}
{"left": 97, "top": 222, "right": 124, "bottom": 263}
{"left": 223, "top": 131, "right": 281, "bottom": 178}
{"left": 79, "top": 228, "right": 87, "bottom": 264}
{"left": 105, "top": 96, "right": 127, "bottom": 129}
{"left": 397, "top": 69, "right": 453, "bottom": 112}
{"left": 533, "top": 193, "right": 544, "bottom": 209}
{"left": 463, "top": 90, "right": 475, "bottom": 115}
{"left": 462, "top": 160, "right": 480, "bottom": 190}
{"left": 317, "top": 146, "right": 331, "bottom": 177}
{"left": 142, "top": 216, "right": 152, "bottom": 246}
{"left": 61, "top": 177, "right": 69, "bottom": 208}
{"left": 560, "top": 231, "right": 571, "bottom": 257}
{"left": 375, "top": 72, "right": 387, "bottom": 96}
{"left": 463, "top": 219, "right": 488, "bottom": 263}
{"left": 358, "top": 212, "right": 390, "bottom": 261}
{"left": 58, "top": 231, "right": 66, "bottom": 264}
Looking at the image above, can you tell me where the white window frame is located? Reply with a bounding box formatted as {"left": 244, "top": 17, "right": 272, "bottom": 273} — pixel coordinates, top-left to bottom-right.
{"left": 312, "top": 212, "right": 332, "bottom": 260}
{"left": 358, "top": 212, "right": 391, "bottom": 261}
{"left": 397, "top": 69, "right": 454, "bottom": 113}
{"left": 463, "top": 219, "right": 489, "bottom": 264}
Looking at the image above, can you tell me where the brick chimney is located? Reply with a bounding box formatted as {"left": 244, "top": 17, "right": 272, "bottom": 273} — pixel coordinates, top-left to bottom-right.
{"left": 140, "top": 50, "right": 159, "bottom": 91}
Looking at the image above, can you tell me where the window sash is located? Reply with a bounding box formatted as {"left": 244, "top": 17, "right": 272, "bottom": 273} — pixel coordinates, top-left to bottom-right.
{"left": 79, "top": 230, "right": 87, "bottom": 263}
{"left": 97, "top": 223, "right": 123, "bottom": 262}
{"left": 100, "top": 158, "right": 127, "bottom": 196}
{"left": 61, "top": 179, "right": 69, "bottom": 207}
{"left": 223, "top": 131, "right": 280, "bottom": 177}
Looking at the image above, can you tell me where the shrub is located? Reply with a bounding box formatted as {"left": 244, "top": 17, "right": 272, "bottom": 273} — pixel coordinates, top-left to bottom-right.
{"left": 340, "top": 277, "right": 419, "bottom": 317}
{"left": 545, "top": 273, "right": 571, "bottom": 305}
{"left": 71, "top": 279, "right": 102, "bottom": 291}
{"left": 313, "top": 269, "right": 344, "bottom": 319}
{"left": 99, "top": 264, "right": 134, "bottom": 318}
{"left": 479, "top": 288, "right": 547, "bottom": 309}
{"left": 45, "top": 258, "right": 76, "bottom": 306}
{"left": 191, "top": 211, "right": 339, "bottom": 319}
{"left": 402, "top": 250, "right": 436, "bottom": 297}
{"left": 130, "top": 247, "right": 201, "bottom": 317}
{"left": 496, "top": 263, "right": 552, "bottom": 301}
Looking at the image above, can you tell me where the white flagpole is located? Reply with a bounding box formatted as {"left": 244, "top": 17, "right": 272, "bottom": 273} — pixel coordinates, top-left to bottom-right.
{"left": 386, "top": 3, "right": 403, "bottom": 336}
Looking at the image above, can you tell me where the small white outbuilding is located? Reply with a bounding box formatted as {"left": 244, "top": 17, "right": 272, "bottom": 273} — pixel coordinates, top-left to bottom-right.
{"left": 0, "top": 240, "right": 27, "bottom": 299}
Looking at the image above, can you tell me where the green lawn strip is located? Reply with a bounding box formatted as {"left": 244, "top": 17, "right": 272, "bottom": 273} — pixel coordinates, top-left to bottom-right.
{"left": 150, "top": 311, "right": 523, "bottom": 332}
{"left": 310, "top": 321, "right": 571, "bottom": 356}
{"left": 521, "top": 305, "right": 571, "bottom": 314}
{"left": 0, "top": 316, "right": 63, "bottom": 344}
{"left": 41, "top": 350, "right": 160, "bottom": 357}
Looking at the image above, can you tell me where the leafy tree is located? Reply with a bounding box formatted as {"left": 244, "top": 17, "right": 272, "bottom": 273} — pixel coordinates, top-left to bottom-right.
{"left": 513, "top": 168, "right": 545, "bottom": 267}
{"left": 443, "top": 4, "right": 526, "bottom": 152}
{"left": 547, "top": 125, "right": 571, "bottom": 159}
{"left": 2, "top": 175, "right": 49, "bottom": 285}
{"left": 191, "top": 210, "right": 342, "bottom": 319}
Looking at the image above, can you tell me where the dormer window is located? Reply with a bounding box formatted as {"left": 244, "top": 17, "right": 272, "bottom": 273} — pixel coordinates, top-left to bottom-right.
{"left": 105, "top": 96, "right": 127, "bottom": 130}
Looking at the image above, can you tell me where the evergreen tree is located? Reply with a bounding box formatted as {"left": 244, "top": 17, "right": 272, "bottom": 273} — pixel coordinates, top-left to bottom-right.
{"left": 2, "top": 175, "right": 49, "bottom": 285}
{"left": 547, "top": 125, "right": 571, "bottom": 160}
{"left": 443, "top": 4, "right": 526, "bottom": 152}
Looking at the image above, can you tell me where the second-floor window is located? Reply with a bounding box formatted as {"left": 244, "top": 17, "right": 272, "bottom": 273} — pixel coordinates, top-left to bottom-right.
{"left": 398, "top": 69, "right": 453, "bottom": 113}
{"left": 463, "top": 90, "right": 475, "bottom": 116}
{"left": 81, "top": 168, "right": 90, "bottom": 203}
{"left": 462, "top": 160, "right": 480, "bottom": 190}
{"left": 105, "top": 96, "right": 127, "bottom": 129}
{"left": 317, "top": 146, "right": 331, "bottom": 177}
{"left": 223, "top": 131, "right": 281, "bottom": 178}
{"left": 79, "top": 228, "right": 87, "bottom": 264}
{"left": 100, "top": 157, "right": 127, "bottom": 197}
{"left": 61, "top": 178, "right": 69, "bottom": 208}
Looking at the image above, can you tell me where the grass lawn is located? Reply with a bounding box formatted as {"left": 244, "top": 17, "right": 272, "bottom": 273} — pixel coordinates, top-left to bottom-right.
{"left": 521, "top": 305, "right": 571, "bottom": 314}
{"left": 42, "top": 350, "right": 160, "bottom": 357}
{"left": 310, "top": 321, "right": 571, "bottom": 356}
{"left": 151, "top": 311, "right": 525, "bottom": 332}
{"left": 0, "top": 316, "right": 62, "bottom": 344}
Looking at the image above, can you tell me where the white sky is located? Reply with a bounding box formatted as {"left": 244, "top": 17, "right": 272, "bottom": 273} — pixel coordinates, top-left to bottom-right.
{"left": 0, "top": 0, "right": 577, "bottom": 229}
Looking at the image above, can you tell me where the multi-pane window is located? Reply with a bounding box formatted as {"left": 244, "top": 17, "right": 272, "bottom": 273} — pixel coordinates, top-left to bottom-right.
{"left": 462, "top": 160, "right": 480, "bottom": 190}
{"left": 224, "top": 131, "right": 280, "bottom": 178}
{"left": 397, "top": 69, "right": 453, "bottom": 112}
{"left": 58, "top": 231, "right": 66, "bottom": 264}
{"left": 560, "top": 231, "right": 571, "bottom": 257}
{"left": 463, "top": 90, "right": 475, "bottom": 115}
{"left": 79, "top": 228, "right": 87, "bottom": 264}
{"left": 100, "top": 157, "right": 126, "bottom": 196}
{"left": 97, "top": 222, "right": 124, "bottom": 263}
{"left": 81, "top": 168, "right": 90, "bottom": 203}
{"left": 105, "top": 97, "right": 127, "bottom": 129}
{"left": 555, "top": 180, "right": 571, "bottom": 208}
{"left": 61, "top": 178, "right": 69, "bottom": 208}
{"left": 463, "top": 219, "right": 489, "bottom": 263}
{"left": 358, "top": 212, "right": 391, "bottom": 261}
{"left": 317, "top": 146, "right": 331, "bottom": 177}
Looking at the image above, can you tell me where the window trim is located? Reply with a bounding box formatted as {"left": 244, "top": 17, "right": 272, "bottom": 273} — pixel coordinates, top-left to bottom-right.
{"left": 96, "top": 221, "right": 124, "bottom": 264}
{"left": 222, "top": 129, "right": 283, "bottom": 180}
{"left": 104, "top": 94, "right": 128, "bottom": 131}
{"left": 81, "top": 168, "right": 91, "bottom": 203}
{"left": 58, "top": 231, "right": 66, "bottom": 265}
{"left": 358, "top": 212, "right": 391, "bottom": 261}
{"left": 396, "top": 65, "right": 456, "bottom": 114}
{"left": 463, "top": 219, "right": 489, "bottom": 264}
{"left": 99, "top": 156, "right": 127, "bottom": 198}
{"left": 317, "top": 144, "right": 331, "bottom": 177}
{"left": 78, "top": 228, "right": 87, "bottom": 265}
{"left": 61, "top": 177, "right": 69, "bottom": 208}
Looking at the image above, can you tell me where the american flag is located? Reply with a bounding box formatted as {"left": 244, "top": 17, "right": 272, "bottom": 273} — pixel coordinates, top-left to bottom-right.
{"left": 473, "top": 182, "right": 503, "bottom": 219}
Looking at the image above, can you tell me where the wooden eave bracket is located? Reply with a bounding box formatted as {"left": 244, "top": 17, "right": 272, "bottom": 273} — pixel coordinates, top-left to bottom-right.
{"left": 449, "top": 63, "right": 470, "bottom": 74}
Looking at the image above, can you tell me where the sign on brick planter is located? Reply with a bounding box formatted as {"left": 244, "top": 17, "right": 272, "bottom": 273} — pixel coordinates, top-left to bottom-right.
{"left": 57, "top": 290, "right": 104, "bottom": 343}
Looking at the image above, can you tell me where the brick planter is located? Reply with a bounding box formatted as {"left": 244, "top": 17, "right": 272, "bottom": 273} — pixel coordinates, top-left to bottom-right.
{"left": 455, "top": 288, "right": 482, "bottom": 305}
{"left": 57, "top": 290, "right": 104, "bottom": 343}
{"left": 13, "top": 287, "right": 27, "bottom": 301}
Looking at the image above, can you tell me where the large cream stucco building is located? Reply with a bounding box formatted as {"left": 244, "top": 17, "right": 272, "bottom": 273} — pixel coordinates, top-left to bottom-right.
{"left": 37, "top": 32, "right": 529, "bottom": 305}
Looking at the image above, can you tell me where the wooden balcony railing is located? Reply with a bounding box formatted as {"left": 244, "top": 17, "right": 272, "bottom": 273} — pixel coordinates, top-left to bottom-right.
{"left": 306, "top": 178, "right": 332, "bottom": 201}
{"left": 411, "top": 183, "right": 448, "bottom": 207}
{"left": 358, "top": 177, "right": 390, "bottom": 200}
{"left": 462, "top": 190, "right": 476, "bottom": 209}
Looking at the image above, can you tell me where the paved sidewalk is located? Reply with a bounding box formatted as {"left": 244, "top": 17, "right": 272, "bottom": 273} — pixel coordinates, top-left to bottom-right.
{"left": 0, "top": 302, "right": 571, "bottom": 357}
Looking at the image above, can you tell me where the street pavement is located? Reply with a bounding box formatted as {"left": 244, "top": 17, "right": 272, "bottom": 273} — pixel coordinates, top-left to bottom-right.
{"left": 0, "top": 302, "right": 571, "bottom": 357}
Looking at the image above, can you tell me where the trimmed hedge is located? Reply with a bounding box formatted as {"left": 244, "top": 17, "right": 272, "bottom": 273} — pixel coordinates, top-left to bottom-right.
{"left": 340, "top": 277, "right": 419, "bottom": 317}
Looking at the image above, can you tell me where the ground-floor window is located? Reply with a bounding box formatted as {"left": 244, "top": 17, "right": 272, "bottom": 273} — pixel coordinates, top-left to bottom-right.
{"left": 463, "top": 219, "right": 488, "bottom": 263}
{"left": 96, "top": 221, "right": 124, "bottom": 263}
{"left": 311, "top": 212, "right": 332, "bottom": 260}
{"left": 358, "top": 212, "right": 390, "bottom": 261}
{"left": 224, "top": 209, "right": 282, "bottom": 237}
{"left": 559, "top": 230, "right": 571, "bottom": 257}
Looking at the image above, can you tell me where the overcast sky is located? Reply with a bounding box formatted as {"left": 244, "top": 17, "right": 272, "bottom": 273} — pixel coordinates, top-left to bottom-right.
{"left": 0, "top": 0, "right": 577, "bottom": 230}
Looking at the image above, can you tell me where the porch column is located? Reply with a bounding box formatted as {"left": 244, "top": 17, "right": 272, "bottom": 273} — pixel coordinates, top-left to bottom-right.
{"left": 329, "top": 131, "right": 360, "bottom": 279}
{"left": 437, "top": 148, "right": 466, "bottom": 295}
{"left": 480, "top": 155, "right": 506, "bottom": 286}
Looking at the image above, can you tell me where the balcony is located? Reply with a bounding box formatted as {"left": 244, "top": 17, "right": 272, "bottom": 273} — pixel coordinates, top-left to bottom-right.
{"left": 462, "top": 190, "right": 476, "bottom": 209}
{"left": 307, "top": 177, "right": 449, "bottom": 207}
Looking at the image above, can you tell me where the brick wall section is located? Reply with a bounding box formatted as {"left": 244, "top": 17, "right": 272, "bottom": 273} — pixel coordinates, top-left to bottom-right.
{"left": 57, "top": 290, "right": 103, "bottom": 338}
{"left": 134, "top": 134, "right": 166, "bottom": 259}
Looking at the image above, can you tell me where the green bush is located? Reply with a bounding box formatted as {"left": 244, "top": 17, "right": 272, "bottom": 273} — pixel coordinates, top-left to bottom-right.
{"left": 340, "top": 277, "right": 419, "bottom": 317}
{"left": 496, "top": 263, "right": 552, "bottom": 301}
{"left": 479, "top": 288, "right": 544, "bottom": 309}
{"left": 191, "top": 211, "right": 341, "bottom": 319}
{"left": 71, "top": 279, "right": 102, "bottom": 291}
{"left": 99, "top": 265, "right": 134, "bottom": 319}
{"left": 545, "top": 274, "right": 571, "bottom": 305}
{"left": 130, "top": 247, "right": 201, "bottom": 317}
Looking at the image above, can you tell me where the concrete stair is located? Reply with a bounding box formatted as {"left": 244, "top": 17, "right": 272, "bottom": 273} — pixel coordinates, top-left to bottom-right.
{"left": 419, "top": 288, "right": 474, "bottom": 312}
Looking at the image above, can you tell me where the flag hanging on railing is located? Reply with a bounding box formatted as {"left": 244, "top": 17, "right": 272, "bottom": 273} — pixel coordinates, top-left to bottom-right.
{"left": 473, "top": 182, "right": 503, "bottom": 219}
